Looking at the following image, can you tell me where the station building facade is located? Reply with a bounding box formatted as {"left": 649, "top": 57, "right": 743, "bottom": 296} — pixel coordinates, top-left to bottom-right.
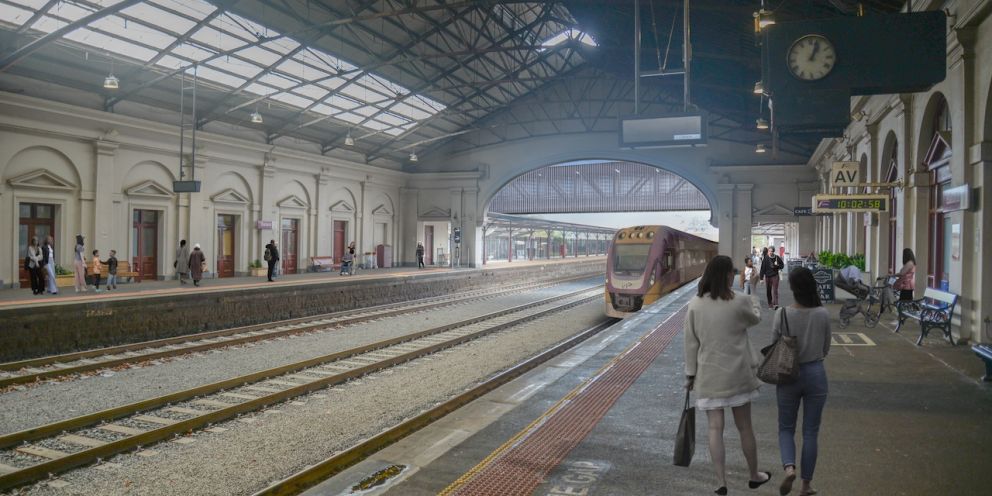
{"left": 809, "top": 0, "right": 992, "bottom": 344}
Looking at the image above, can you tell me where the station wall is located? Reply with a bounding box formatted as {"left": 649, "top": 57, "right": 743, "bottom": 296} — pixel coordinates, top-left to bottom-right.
{"left": 808, "top": 0, "right": 992, "bottom": 344}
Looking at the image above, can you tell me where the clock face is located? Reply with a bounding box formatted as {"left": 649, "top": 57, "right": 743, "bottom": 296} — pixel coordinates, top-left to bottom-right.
{"left": 787, "top": 35, "right": 836, "bottom": 81}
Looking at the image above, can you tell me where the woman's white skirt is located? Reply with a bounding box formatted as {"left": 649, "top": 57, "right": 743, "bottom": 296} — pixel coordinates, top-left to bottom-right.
{"left": 696, "top": 389, "right": 760, "bottom": 410}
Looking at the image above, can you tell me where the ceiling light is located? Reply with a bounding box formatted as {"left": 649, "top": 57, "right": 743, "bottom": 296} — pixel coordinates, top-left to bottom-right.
{"left": 755, "top": 143, "right": 767, "bottom": 153}
{"left": 753, "top": 81, "right": 764, "bottom": 95}
{"left": 756, "top": 118, "right": 769, "bottom": 130}
{"left": 344, "top": 131, "right": 354, "bottom": 146}
{"left": 250, "top": 109, "right": 263, "bottom": 124}
{"left": 409, "top": 151, "right": 418, "bottom": 162}
{"left": 103, "top": 73, "right": 119, "bottom": 90}
{"left": 754, "top": 9, "right": 776, "bottom": 29}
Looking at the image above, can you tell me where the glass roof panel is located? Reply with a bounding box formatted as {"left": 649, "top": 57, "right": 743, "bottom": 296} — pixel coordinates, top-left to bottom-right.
{"left": 339, "top": 84, "right": 387, "bottom": 105}
{"left": 356, "top": 74, "right": 403, "bottom": 98}
{"left": 121, "top": 3, "right": 197, "bottom": 35}
{"left": 376, "top": 112, "right": 412, "bottom": 127}
{"left": 293, "top": 84, "right": 329, "bottom": 101}
{"left": 190, "top": 25, "right": 247, "bottom": 52}
{"left": 149, "top": 0, "right": 215, "bottom": 20}
{"left": 263, "top": 38, "right": 300, "bottom": 55}
{"left": 297, "top": 48, "right": 355, "bottom": 73}
{"left": 6, "top": 0, "right": 51, "bottom": 9}
{"left": 170, "top": 43, "right": 216, "bottom": 62}
{"left": 316, "top": 77, "right": 349, "bottom": 91}
{"left": 257, "top": 73, "right": 298, "bottom": 89}
{"left": 244, "top": 83, "right": 279, "bottom": 96}
{"left": 276, "top": 58, "right": 330, "bottom": 81}
{"left": 391, "top": 102, "right": 432, "bottom": 121}
{"left": 404, "top": 95, "right": 446, "bottom": 114}
{"left": 326, "top": 94, "right": 361, "bottom": 110}
{"left": 352, "top": 106, "right": 378, "bottom": 118}
{"left": 206, "top": 57, "right": 263, "bottom": 79}
{"left": 29, "top": 15, "right": 60, "bottom": 34}
{"left": 270, "top": 92, "right": 313, "bottom": 109}
{"left": 43, "top": 1, "right": 93, "bottom": 22}
{"left": 335, "top": 112, "right": 364, "bottom": 125}
{"left": 310, "top": 104, "right": 336, "bottom": 116}
{"left": 236, "top": 45, "right": 283, "bottom": 67}
{"left": 542, "top": 29, "right": 598, "bottom": 48}
{"left": 193, "top": 65, "right": 247, "bottom": 88}
{"left": 362, "top": 120, "right": 391, "bottom": 131}
{"left": 156, "top": 54, "right": 186, "bottom": 70}
{"left": 0, "top": 4, "right": 34, "bottom": 26}
{"left": 63, "top": 27, "right": 158, "bottom": 61}
{"left": 213, "top": 12, "right": 266, "bottom": 41}
{"left": 382, "top": 127, "right": 405, "bottom": 136}
{"left": 89, "top": 16, "right": 176, "bottom": 50}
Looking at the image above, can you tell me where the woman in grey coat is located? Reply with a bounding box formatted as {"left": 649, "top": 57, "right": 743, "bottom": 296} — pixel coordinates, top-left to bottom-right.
{"left": 175, "top": 240, "right": 191, "bottom": 284}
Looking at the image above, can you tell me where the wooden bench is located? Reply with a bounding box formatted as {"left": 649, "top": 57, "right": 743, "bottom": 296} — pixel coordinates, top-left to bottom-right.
{"left": 308, "top": 256, "right": 340, "bottom": 272}
{"left": 896, "top": 287, "right": 958, "bottom": 346}
{"left": 85, "top": 260, "right": 139, "bottom": 283}
{"left": 972, "top": 344, "right": 992, "bottom": 382}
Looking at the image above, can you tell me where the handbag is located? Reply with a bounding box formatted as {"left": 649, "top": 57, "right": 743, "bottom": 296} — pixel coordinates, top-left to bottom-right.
{"left": 24, "top": 256, "right": 31, "bottom": 271}
{"left": 758, "top": 308, "right": 800, "bottom": 384}
{"left": 673, "top": 389, "right": 695, "bottom": 467}
{"left": 201, "top": 261, "right": 208, "bottom": 273}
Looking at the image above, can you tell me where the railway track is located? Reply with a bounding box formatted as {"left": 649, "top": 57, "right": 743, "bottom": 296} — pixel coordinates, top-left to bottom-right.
{"left": 0, "top": 275, "right": 597, "bottom": 389}
{"left": 0, "top": 286, "right": 602, "bottom": 492}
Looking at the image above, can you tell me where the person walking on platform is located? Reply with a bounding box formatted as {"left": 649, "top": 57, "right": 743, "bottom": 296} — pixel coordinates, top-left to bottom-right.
{"left": 90, "top": 250, "right": 103, "bottom": 292}
{"left": 264, "top": 239, "right": 280, "bottom": 282}
{"left": 106, "top": 249, "right": 118, "bottom": 291}
{"left": 684, "top": 255, "right": 771, "bottom": 495}
{"left": 26, "top": 237, "right": 44, "bottom": 295}
{"left": 73, "top": 234, "right": 87, "bottom": 293}
{"left": 189, "top": 243, "right": 205, "bottom": 287}
{"left": 43, "top": 236, "right": 57, "bottom": 295}
{"left": 416, "top": 242, "right": 425, "bottom": 269}
{"left": 760, "top": 247, "right": 784, "bottom": 309}
{"left": 774, "top": 267, "right": 832, "bottom": 496}
{"left": 175, "top": 240, "right": 191, "bottom": 285}
{"left": 893, "top": 248, "right": 916, "bottom": 302}
{"left": 341, "top": 244, "right": 355, "bottom": 275}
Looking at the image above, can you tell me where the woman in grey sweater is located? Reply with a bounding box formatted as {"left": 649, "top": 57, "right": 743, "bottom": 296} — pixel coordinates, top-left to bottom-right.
{"left": 773, "top": 267, "right": 831, "bottom": 496}
{"left": 684, "top": 255, "right": 771, "bottom": 495}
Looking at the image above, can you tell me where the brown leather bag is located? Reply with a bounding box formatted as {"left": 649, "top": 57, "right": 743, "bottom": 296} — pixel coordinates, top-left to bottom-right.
{"left": 673, "top": 390, "right": 695, "bottom": 467}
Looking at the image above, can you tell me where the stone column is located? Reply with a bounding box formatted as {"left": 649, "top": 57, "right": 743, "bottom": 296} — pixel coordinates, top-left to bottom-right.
{"left": 716, "top": 183, "right": 735, "bottom": 257}
{"left": 357, "top": 179, "right": 367, "bottom": 255}
{"left": 734, "top": 184, "right": 753, "bottom": 261}
{"left": 93, "top": 140, "right": 118, "bottom": 254}
{"left": 399, "top": 187, "right": 418, "bottom": 266}
{"left": 315, "top": 169, "right": 332, "bottom": 256}
{"left": 257, "top": 157, "right": 277, "bottom": 258}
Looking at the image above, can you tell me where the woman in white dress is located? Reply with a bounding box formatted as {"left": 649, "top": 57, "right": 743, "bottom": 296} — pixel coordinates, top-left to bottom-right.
{"left": 684, "top": 255, "right": 771, "bottom": 495}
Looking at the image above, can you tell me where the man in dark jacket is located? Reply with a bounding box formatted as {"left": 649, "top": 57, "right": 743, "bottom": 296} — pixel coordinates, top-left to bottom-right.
{"left": 416, "top": 242, "right": 425, "bottom": 269}
{"left": 265, "top": 240, "right": 280, "bottom": 282}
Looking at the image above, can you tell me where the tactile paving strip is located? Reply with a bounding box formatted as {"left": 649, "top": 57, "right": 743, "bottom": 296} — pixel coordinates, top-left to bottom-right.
{"left": 440, "top": 305, "right": 688, "bottom": 496}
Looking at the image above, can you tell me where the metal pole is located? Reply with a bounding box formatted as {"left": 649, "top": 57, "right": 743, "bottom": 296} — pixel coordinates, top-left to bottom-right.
{"left": 190, "top": 65, "right": 197, "bottom": 181}
{"left": 178, "top": 68, "right": 185, "bottom": 180}
{"left": 634, "top": 0, "right": 641, "bottom": 115}
{"left": 683, "top": 0, "right": 691, "bottom": 111}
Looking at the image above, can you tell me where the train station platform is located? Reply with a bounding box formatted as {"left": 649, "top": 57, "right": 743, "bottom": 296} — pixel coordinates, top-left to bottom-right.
{"left": 303, "top": 281, "right": 992, "bottom": 496}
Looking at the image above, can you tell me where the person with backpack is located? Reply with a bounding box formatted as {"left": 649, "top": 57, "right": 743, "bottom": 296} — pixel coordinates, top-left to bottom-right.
{"left": 264, "top": 240, "right": 280, "bottom": 282}
{"left": 760, "top": 246, "right": 785, "bottom": 309}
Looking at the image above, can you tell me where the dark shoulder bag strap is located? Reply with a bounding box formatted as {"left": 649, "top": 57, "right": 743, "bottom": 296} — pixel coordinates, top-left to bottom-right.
{"left": 781, "top": 307, "right": 790, "bottom": 337}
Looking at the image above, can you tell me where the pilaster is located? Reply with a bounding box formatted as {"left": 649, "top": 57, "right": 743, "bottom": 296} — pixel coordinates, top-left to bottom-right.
{"left": 93, "top": 140, "right": 119, "bottom": 253}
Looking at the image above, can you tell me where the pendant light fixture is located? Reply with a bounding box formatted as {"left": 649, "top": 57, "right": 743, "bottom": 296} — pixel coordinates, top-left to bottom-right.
{"left": 755, "top": 143, "right": 767, "bottom": 153}
{"left": 103, "top": 57, "right": 119, "bottom": 89}
{"left": 344, "top": 130, "right": 355, "bottom": 146}
{"left": 756, "top": 118, "right": 769, "bottom": 130}
{"left": 753, "top": 81, "right": 764, "bottom": 95}
{"left": 250, "top": 108, "right": 263, "bottom": 124}
{"left": 409, "top": 150, "right": 418, "bottom": 162}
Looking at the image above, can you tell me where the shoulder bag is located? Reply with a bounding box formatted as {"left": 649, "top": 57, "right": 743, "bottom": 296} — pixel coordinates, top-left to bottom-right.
{"left": 758, "top": 308, "right": 799, "bottom": 384}
{"left": 672, "top": 389, "right": 695, "bottom": 467}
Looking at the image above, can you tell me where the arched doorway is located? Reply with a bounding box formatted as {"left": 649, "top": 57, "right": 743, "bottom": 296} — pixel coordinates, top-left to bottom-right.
{"left": 921, "top": 94, "right": 952, "bottom": 290}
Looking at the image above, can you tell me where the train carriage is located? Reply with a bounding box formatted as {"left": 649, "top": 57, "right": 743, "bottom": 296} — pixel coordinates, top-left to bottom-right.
{"left": 606, "top": 225, "right": 718, "bottom": 318}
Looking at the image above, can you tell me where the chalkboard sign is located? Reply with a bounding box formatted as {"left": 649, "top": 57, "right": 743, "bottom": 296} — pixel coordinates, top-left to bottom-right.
{"left": 811, "top": 267, "right": 835, "bottom": 303}
{"left": 787, "top": 259, "right": 803, "bottom": 273}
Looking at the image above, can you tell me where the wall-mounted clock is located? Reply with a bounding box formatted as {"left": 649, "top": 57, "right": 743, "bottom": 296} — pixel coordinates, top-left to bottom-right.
{"left": 787, "top": 34, "right": 836, "bottom": 81}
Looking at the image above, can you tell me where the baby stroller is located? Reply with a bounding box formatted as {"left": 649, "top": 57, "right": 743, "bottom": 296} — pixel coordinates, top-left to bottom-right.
{"left": 835, "top": 266, "right": 880, "bottom": 329}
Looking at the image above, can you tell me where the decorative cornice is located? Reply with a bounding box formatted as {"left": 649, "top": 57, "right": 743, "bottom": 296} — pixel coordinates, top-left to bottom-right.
{"left": 95, "top": 140, "right": 119, "bottom": 157}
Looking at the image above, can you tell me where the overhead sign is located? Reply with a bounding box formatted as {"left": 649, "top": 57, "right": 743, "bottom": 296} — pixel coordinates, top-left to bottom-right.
{"left": 793, "top": 207, "right": 829, "bottom": 216}
{"left": 940, "top": 184, "right": 971, "bottom": 212}
{"left": 256, "top": 220, "right": 273, "bottom": 230}
{"left": 618, "top": 112, "right": 707, "bottom": 148}
{"left": 813, "top": 194, "right": 888, "bottom": 213}
{"left": 830, "top": 161, "right": 860, "bottom": 188}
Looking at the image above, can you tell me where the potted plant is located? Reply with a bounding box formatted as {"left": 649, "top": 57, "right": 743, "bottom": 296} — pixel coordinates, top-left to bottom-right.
{"left": 54, "top": 264, "right": 75, "bottom": 287}
{"left": 249, "top": 259, "right": 267, "bottom": 277}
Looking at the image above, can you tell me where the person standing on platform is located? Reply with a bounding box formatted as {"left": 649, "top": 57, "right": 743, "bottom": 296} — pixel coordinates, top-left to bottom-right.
{"left": 90, "top": 250, "right": 103, "bottom": 292}
{"left": 893, "top": 248, "right": 916, "bottom": 302}
{"left": 774, "top": 267, "right": 831, "bottom": 496}
{"left": 741, "top": 257, "right": 757, "bottom": 295}
{"left": 175, "top": 240, "right": 191, "bottom": 285}
{"left": 684, "top": 255, "right": 770, "bottom": 495}
{"left": 416, "top": 242, "right": 425, "bottom": 269}
{"left": 106, "top": 249, "right": 118, "bottom": 291}
{"left": 73, "top": 235, "right": 87, "bottom": 293}
{"left": 26, "top": 237, "right": 43, "bottom": 295}
{"left": 264, "top": 239, "right": 280, "bottom": 282}
{"left": 189, "top": 243, "right": 205, "bottom": 287}
{"left": 43, "top": 236, "right": 57, "bottom": 295}
{"left": 761, "top": 246, "right": 784, "bottom": 309}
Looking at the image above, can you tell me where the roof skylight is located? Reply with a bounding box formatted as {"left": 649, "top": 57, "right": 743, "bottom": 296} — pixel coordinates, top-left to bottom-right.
{"left": 542, "top": 29, "right": 598, "bottom": 48}
{"left": 0, "top": 0, "right": 446, "bottom": 138}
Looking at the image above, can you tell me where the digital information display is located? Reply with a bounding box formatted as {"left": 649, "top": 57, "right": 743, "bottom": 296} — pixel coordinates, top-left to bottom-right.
{"left": 812, "top": 194, "right": 888, "bottom": 213}
{"left": 618, "top": 112, "right": 707, "bottom": 148}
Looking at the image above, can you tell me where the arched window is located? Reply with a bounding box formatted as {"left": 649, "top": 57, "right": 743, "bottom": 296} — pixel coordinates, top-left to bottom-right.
{"left": 885, "top": 140, "right": 899, "bottom": 274}
{"left": 925, "top": 96, "right": 952, "bottom": 289}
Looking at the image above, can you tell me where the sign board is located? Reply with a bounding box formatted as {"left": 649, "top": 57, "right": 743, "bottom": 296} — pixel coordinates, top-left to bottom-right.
{"left": 813, "top": 194, "right": 888, "bottom": 213}
{"left": 811, "top": 267, "right": 835, "bottom": 303}
{"left": 256, "top": 220, "right": 273, "bottom": 230}
{"left": 793, "top": 207, "right": 830, "bottom": 216}
{"left": 830, "top": 161, "right": 860, "bottom": 188}
{"left": 173, "top": 180, "right": 201, "bottom": 193}
{"left": 940, "top": 184, "right": 971, "bottom": 212}
{"left": 618, "top": 112, "right": 707, "bottom": 148}
{"left": 787, "top": 259, "right": 804, "bottom": 273}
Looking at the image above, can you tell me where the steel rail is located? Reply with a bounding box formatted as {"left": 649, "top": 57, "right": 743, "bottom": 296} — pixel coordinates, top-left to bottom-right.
{"left": 252, "top": 317, "right": 619, "bottom": 496}
{"left": 0, "top": 288, "right": 602, "bottom": 492}
{"left": 0, "top": 275, "right": 596, "bottom": 388}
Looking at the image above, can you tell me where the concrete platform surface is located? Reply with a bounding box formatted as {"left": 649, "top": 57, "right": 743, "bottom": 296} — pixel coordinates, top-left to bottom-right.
{"left": 303, "top": 280, "right": 992, "bottom": 496}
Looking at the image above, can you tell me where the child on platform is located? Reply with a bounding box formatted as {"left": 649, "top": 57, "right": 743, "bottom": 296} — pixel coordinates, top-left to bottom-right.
{"left": 106, "top": 250, "right": 118, "bottom": 291}
{"left": 91, "top": 250, "right": 103, "bottom": 292}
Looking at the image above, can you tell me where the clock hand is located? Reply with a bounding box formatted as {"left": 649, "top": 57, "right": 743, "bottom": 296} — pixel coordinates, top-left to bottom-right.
{"left": 808, "top": 41, "right": 820, "bottom": 61}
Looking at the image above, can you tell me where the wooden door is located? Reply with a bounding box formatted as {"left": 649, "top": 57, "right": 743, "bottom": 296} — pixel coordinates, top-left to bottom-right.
{"left": 132, "top": 210, "right": 159, "bottom": 281}
{"left": 424, "top": 225, "right": 434, "bottom": 265}
{"left": 216, "top": 214, "right": 236, "bottom": 278}
{"left": 333, "top": 221, "right": 346, "bottom": 263}
{"left": 281, "top": 218, "right": 299, "bottom": 274}
{"left": 18, "top": 203, "right": 55, "bottom": 287}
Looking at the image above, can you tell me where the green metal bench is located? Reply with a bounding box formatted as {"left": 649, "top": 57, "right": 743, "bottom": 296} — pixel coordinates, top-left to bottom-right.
{"left": 973, "top": 344, "right": 992, "bottom": 382}
{"left": 896, "top": 287, "right": 959, "bottom": 346}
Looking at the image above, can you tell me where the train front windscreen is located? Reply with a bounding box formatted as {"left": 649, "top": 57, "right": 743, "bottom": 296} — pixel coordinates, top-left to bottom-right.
{"left": 613, "top": 244, "right": 652, "bottom": 274}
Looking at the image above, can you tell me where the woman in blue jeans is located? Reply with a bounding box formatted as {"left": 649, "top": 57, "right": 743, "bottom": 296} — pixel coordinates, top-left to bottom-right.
{"left": 773, "top": 267, "right": 831, "bottom": 496}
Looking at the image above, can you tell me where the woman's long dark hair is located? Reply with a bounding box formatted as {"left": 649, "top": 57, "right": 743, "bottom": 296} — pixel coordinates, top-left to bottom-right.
{"left": 789, "top": 267, "right": 822, "bottom": 308}
{"left": 903, "top": 248, "right": 916, "bottom": 265}
{"left": 698, "top": 255, "right": 735, "bottom": 300}
{"left": 75, "top": 234, "right": 84, "bottom": 246}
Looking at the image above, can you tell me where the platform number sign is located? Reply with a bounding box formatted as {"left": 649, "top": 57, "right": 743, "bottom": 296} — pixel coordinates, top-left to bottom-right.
{"left": 830, "top": 161, "right": 860, "bottom": 188}
{"left": 452, "top": 227, "right": 461, "bottom": 245}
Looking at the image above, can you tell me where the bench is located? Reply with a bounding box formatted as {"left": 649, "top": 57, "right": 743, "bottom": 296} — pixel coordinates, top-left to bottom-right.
{"left": 896, "top": 287, "right": 959, "bottom": 346}
{"left": 85, "top": 260, "right": 139, "bottom": 283}
{"left": 973, "top": 345, "right": 992, "bottom": 382}
{"left": 309, "top": 256, "right": 340, "bottom": 272}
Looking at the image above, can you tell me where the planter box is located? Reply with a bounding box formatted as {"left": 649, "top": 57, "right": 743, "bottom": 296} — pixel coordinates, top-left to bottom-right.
{"left": 55, "top": 275, "right": 75, "bottom": 287}
{"left": 250, "top": 267, "right": 267, "bottom": 277}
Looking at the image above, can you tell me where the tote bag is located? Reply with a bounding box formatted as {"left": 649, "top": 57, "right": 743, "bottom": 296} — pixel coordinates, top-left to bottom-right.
{"left": 758, "top": 309, "right": 799, "bottom": 384}
{"left": 673, "top": 390, "right": 695, "bottom": 467}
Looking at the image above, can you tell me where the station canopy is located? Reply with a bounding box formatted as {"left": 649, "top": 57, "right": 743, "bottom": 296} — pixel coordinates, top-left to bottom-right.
{"left": 0, "top": 1, "right": 906, "bottom": 167}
